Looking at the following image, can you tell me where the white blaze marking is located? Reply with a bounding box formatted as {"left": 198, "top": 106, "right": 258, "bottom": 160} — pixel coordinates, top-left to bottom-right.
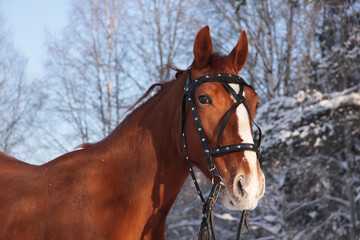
{"left": 229, "top": 84, "right": 260, "bottom": 208}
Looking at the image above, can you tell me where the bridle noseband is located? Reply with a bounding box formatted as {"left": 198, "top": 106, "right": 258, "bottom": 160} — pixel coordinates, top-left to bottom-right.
{"left": 181, "top": 68, "right": 262, "bottom": 240}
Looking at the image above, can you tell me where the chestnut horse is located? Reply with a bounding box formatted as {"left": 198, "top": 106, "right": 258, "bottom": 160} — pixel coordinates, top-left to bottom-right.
{"left": 0, "top": 26, "right": 264, "bottom": 239}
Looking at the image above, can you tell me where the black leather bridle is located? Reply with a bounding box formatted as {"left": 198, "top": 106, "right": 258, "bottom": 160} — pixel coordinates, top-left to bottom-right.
{"left": 181, "top": 68, "right": 262, "bottom": 240}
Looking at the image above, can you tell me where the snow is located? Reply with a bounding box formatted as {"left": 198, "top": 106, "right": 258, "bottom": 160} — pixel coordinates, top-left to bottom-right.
{"left": 167, "top": 219, "right": 201, "bottom": 229}
{"left": 308, "top": 211, "right": 317, "bottom": 219}
{"left": 314, "top": 137, "right": 321, "bottom": 147}
{"left": 256, "top": 85, "right": 360, "bottom": 150}
{"left": 213, "top": 212, "right": 238, "bottom": 221}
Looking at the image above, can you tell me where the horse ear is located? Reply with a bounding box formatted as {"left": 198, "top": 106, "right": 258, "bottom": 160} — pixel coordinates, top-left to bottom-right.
{"left": 227, "top": 30, "right": 248, "bottom": 73}
{"left": 193, "top": 26, "right": 212, "bottom": 69}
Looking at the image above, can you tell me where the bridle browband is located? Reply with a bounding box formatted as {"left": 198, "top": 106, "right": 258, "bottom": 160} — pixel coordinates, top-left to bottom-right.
{"left": 181, "top": 68, "right": 262, "bottom": 240}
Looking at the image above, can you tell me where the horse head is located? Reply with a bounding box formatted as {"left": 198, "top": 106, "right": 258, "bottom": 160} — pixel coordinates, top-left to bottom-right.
{"left": 183, "top": 26, "right": 265, "bottom": 211}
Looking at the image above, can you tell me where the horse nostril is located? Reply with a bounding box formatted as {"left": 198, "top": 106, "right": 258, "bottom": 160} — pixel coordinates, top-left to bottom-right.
{"left": 237, "top": 175, "right": 245, "bottom": 197}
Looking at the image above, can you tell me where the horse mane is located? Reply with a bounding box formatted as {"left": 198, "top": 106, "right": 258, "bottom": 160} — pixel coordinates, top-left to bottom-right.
{"left": 168, "top": 64, "right": 186, "bottom": 79}
{"left": 126, "top": 83, "right": 165, "bottom": 114}
{"left": 125, "top": 64, "right": 187, "bottom": 114}
{"left": 74, "top": 143, "right": 94, "bottom": 149}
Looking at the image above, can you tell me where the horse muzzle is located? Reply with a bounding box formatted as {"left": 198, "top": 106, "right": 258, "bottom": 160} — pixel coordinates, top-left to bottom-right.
{"left": 222, "top": 170, "right": 265, "bottom": 211}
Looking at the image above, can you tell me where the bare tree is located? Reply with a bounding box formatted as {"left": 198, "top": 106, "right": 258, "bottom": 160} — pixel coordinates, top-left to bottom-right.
{"left": 0, "top": 15, "right": 43, "bottom": 155}
{"left": 124, "top": 0, "right": 202, "bottom": 84}
{"left": 45, "top": 0, "right": 130, "bottom": 143}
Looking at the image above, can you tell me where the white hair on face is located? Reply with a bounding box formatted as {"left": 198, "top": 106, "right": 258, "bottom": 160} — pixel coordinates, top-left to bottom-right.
{"left": 229, "top": 83, "right": 260, "bottom": 209}
{"left": 228, "top": 84, "right": 254, "bottom": 145}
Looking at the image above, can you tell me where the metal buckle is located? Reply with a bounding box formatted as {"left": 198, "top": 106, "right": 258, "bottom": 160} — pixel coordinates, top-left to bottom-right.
{"left": 209, "top": 165, "right": 216, "bottom": 172}
{"left": 212, "top": 175, "right": 224, "bottom": 185}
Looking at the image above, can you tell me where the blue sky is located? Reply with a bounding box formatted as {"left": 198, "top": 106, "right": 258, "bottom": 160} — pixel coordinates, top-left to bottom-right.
{"left": 0, "top": 0, "right": 70, "bottom": 77}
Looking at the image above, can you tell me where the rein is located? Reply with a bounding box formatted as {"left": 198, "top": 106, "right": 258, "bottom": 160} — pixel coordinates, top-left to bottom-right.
{"left": 181, "top": 68, "right": 262, "bottom": 240}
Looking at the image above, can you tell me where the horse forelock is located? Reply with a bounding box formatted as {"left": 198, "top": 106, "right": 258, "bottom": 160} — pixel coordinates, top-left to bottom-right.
{"left": 169, "top": 53, "right": 229, "bottom": 80}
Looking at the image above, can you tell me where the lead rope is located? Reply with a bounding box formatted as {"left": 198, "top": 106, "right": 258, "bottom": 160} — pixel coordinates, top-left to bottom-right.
{"left": 236, "top": 210, "right": 251, "bottom": 240}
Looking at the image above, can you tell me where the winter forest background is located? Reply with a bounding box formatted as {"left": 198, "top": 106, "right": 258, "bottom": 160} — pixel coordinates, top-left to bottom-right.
{"left": 0, "top": 0, "right": 359, "bottom": 239}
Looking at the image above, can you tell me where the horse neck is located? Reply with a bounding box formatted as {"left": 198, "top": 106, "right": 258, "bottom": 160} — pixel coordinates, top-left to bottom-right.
{"left": 96, "top": 77, "right": 189, "bottom": 237}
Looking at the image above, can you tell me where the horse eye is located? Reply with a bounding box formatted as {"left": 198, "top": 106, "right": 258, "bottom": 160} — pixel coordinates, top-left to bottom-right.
{"left": 198, "top": 95, "right": 212, "bottom": 104}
